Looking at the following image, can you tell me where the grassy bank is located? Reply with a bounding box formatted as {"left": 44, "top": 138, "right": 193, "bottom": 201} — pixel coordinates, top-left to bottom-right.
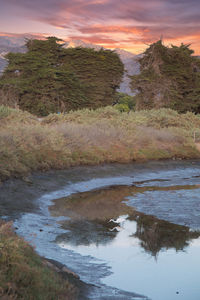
{"left": 0, "top": 220, "right": 76, "bottom": 300}
{"left": 1, "top": 105, "right": 200, "bottom": 182}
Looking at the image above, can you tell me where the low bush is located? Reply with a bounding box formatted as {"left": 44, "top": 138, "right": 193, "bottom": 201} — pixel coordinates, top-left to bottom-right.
{"left": 1, "top": 105, "right": 200, "bottom": 181}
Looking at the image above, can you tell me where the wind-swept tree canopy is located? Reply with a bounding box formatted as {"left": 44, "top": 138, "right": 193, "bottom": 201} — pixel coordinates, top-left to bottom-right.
{"left": 0, "top": 37, "right": 124, "bottom": 116}
{"left": 130, "top": 40, "right": 200, "bottom": 113}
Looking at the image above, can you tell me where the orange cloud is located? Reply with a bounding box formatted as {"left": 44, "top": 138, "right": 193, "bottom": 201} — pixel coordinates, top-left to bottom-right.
{"left": 1, "top": 0, "right": 200, "bottom": 54}
{"left": 68, "top": 35, "right": 118, "bottom": 45}
{"left": 79, "top": 25, "right": 149, "bottom": 35}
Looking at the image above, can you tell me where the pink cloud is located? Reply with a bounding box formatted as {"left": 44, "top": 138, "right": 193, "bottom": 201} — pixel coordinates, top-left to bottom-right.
{"left": 1, "top": 0, "right": 200, "bottom": 54}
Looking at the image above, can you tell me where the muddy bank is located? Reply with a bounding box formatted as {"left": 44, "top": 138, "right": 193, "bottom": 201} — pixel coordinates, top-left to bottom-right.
{"left": 43, "top": 258, "right": 93, "bottom": 300}
{"left": 1, "top": 160, "right": 200, "bottom": 299}
{"left": 1, "top": 159, "right": 199, "bottom": 219}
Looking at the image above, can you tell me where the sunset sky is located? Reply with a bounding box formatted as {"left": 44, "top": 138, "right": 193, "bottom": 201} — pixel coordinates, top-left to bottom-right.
{"left": 0, "top": 0, "right": 200, "bottom": 54}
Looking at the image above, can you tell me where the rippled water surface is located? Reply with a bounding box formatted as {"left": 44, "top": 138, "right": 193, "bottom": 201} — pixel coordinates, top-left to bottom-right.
{"left": 1, "top": 160, "right": 200, "bottom": 299}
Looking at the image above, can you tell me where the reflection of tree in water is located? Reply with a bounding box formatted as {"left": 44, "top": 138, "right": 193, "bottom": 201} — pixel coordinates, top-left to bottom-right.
{"left": 51, "top": 183, "right": 200, "bottom": 255}
{"left": 130, "top": 214, "right": 200, "bottom": 257}
{"left": 56, "top": 219, "right": 118, "bottom": 247}
{"left": 57, "top": 213, "right": 200, "bottom": 256}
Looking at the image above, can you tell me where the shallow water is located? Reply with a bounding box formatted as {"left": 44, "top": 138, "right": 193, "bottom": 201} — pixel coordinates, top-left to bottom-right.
{"left": 52, "top": 183, "right": 200, "bottom": 300}
{"left": 1, "top": 160, "right": 200, "bottom": 299}
{"left": 59, "top": 216, "right": 200, "bottom": 300}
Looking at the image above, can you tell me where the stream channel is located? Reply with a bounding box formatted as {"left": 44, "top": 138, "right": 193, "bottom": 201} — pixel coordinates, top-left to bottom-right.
{"left": 1, "top": 160, "right": 200, "bottom": 299}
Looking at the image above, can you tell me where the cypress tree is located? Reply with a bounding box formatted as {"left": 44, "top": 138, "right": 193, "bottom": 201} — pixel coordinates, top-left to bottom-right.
{"left": 0, "top": 37, "right": 124, "bottom": 116}
{"left": 130, "top": 40, "right": 200, "bottom": 113}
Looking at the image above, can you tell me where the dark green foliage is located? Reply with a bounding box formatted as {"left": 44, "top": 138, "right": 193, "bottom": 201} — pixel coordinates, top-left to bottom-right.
{"left": 114, "top": 92, "right": 136, "bottom": 112}
{"left": 130, "top": 40, "right": 200, "bottom": 113}
{"left": 0, "top": 37, "right": 124, "bottom": 116}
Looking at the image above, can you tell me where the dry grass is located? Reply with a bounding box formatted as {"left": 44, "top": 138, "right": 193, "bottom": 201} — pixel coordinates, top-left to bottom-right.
{"left": 0, "top": 221, "right": 76, "bottom": 300}
{"left": 1, "top": 105, "right": 200, "bottom": 181}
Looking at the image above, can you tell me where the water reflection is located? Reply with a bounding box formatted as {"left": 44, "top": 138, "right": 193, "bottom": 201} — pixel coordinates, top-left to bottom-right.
{"left": 50, "top": 183, "right": 200, "bottom": 256}
{"left": 48, "top": 178, "right": 200, "bottom": 300}
{"left": 130, "top": 214, "right": 200, "bottom": 257}
{"left": 56, "top": 213, "right": 200, "bottom": 300}
{"left": 55, "top": 213, "right": 200, "bottom": 257}
{"left": 56, "top": 219, "right": 118, "bottom": 247}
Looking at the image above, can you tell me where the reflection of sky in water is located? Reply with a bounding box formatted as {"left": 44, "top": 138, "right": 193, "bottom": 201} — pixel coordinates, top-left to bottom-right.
{"left": 58, "top": 215, "right": 200, "bottom": 300}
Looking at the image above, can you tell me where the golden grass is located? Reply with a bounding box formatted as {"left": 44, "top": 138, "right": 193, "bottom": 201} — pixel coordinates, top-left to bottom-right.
{"left": 1, "top": 105, "right": 200, "bottom": 181}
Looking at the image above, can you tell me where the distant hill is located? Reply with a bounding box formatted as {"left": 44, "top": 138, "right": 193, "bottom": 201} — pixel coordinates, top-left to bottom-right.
{"left": 115, "top": 52, "right": 141, "bottom": 95}
{"left": 0, "top": 35, "right": 27, "bottom": 52}
{"left": 0, "top": 36, "right": 140, "bottom": 95}
{"left": 0, "top": 36, "right": 28, "bottom": 74}
{"left": 0, "top": 57, "right": 8, "bottom": 75}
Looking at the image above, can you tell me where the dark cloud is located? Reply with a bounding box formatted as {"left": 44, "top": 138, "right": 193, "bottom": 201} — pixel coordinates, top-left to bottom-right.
{"left": 113, "top": 0, "right": 200, "bottom": 25}
{"left": 1, "top": 0, "right": 200, "bottom": 53}
{"left": 4, "top": 0, "right": 200, "bottom": 25}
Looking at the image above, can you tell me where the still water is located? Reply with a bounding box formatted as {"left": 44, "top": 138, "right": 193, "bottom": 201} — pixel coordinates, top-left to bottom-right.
{"left": 3, "top": 160, "right": 200, "bottom": 299}
{"left": 52, "top": 183, "right": 200, "bottom": 300}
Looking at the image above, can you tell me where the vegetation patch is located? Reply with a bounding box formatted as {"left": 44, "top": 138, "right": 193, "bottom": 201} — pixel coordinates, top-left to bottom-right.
{"left": 0, "top": 221, "right": 76, "bottom": 300}
{"left": 114, "top": 92, "right": 136, "bottom": 112}
{"left": 130, "top": 40, "right": 200, "bottom": 113}
{"left": 0, "top": 37, "right": 124, "bottom": 116}
{"left": 1, "top": 105, "right": 200, "bottom": 182}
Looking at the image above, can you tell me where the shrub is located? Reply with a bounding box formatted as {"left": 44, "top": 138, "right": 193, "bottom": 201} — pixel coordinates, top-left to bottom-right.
{"left": 114, "top": 92, "right": 136, "bottom": 112}
{"left": 1, "top": 105, "right": 200, "bottom": 181}
{"left": 0, "top": 105, "right": 14, "bottom": 119}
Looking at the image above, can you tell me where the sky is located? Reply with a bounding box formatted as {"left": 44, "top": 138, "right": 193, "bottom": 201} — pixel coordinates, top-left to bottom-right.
{"left": 0, "top": 0, "right": 200, "bottom": 54}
